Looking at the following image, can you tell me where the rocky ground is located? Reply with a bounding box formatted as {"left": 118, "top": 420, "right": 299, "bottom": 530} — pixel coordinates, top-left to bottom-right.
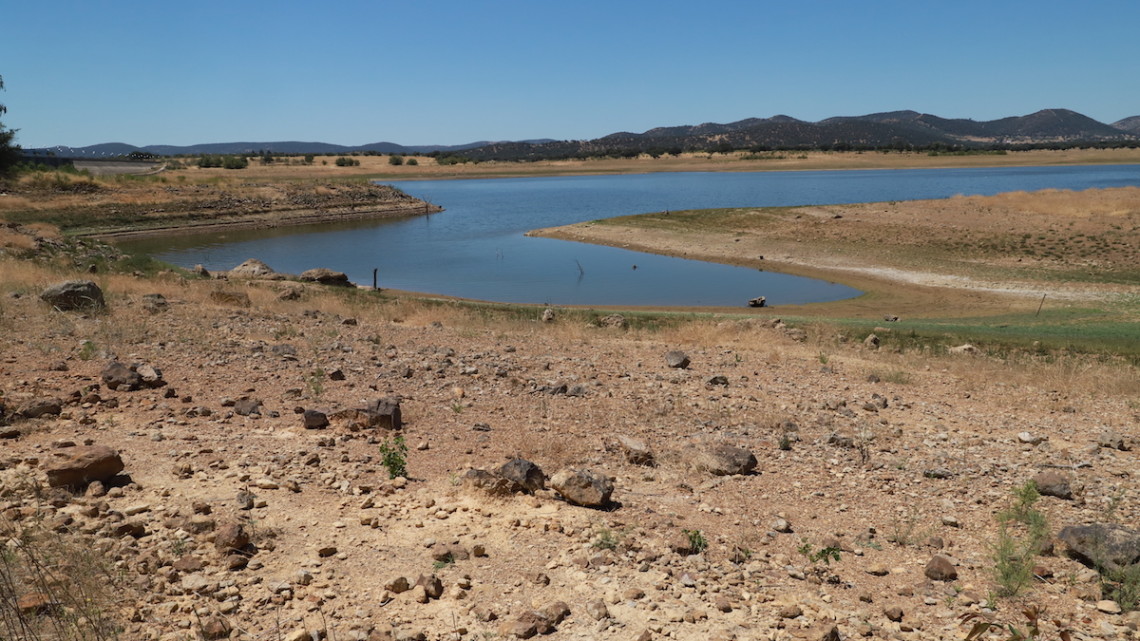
{"left": 2, "top": 227, "right": 1140, "bottom": 641}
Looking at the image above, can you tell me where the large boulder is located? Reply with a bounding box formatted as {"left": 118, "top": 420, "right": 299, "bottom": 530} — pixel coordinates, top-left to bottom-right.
{"left": 329, "top": 397, "right": 402, "bottom": 431}
{"left": 497, "top": 459, "right": 546, "bottom": 493}
{"left": 16, "top": 397, "right": 63, "bottom": 419}
{"left": 1033, "top": 470, "right": 1075, "bottom": 500}
{"left": 615, "top": 435, "right": 654, "bottom": 466}
{"left": 102, "top": 361, "right": 165, "bottom": 391}
{"left": 40, "top": 280, "right": 105, "bottom": 311}
{"left": 300, "top": 268, "right": 351, "bottom": 286}
{"left": 549, "top": 468, "right": 614, "bottom": 508}
{"left": 686, "top": 443, "right": 757, "bottom": 476}
{"left": 1058, "top": 523, "right": 1140, "bottom": 572}
{"left": 230, "top": 259, "right": 275, "bottom": 277}
{"left": 45, "top": 445, "right": 124, "bottom": 488}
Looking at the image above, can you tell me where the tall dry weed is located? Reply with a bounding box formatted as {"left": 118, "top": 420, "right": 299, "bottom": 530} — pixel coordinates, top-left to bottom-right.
{"left": 0, "top": 517, "right": 125, "bottom": 640}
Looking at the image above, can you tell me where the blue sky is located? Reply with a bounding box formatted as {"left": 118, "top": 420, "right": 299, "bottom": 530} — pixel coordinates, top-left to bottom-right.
{"left": 2, "top": 0, "right": 1137, "bottom": 148}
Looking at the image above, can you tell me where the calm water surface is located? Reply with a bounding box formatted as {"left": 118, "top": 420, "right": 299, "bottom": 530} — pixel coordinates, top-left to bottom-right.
{"left": 121, "top": 164, "right": 1140, "bottom": 306}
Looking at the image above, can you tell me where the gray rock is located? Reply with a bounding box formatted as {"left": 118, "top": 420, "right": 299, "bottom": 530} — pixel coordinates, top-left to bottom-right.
{"left": 141, "top": 293, "right": 168, "bottom": 313}
{"left": 497, "top": 458, "right": 546, "bottom": 493}
{"left": 1033, "top": 470, "right": 1074, "bottom": 500}
{"left": 300, "top": 268, "right": 351, "bottom": 286}
{"left": 214, "top": 522, "right": 250, "bottom": 553}
{"left": 1058, "top": 523, "right": 1140, "bottom": 572}
{"left": 45, "top": 445, "right": 124, "bottom": 488}
{"left": 302, "top": 409, "right": 329, "bottom": 429}
{"left": 1097, "top": 430, "right": 1130, "bottom": 451}
{"left": 549, "top": 468, "right": 614, "bottom": 507}
{"left": 208, "top": 290, "right": 252, "bottom": 307}
{"left": 40, "top": 280, "right": 105, "bottom": 311}
{"left": 616, "top": 435, "right": 654, "bottom": 466}
{"left": 598, "top": 314, "right": 627, "bottom": 329}
{"left": 361, "top": 397, "right": 402, "bottom": 430}
{"left": 665, "top": 350, "right": 691, "bottom": 369}
{"left": 102, "top": 361, "right": 142, "bottom": 391}
{"left": 687, "top": 443, "right": 757, "bottom": 476}
{"left": 924, "top": 555, "right": 957, "bottom": 581}
{"left": 233, "top": 399, "right": 262, "bottom": 416}
{"left": 463, "top": 469, "right": 521, "bottom": 495}
{"left": 230, "top": 259, "right": 275, "bottom": 277}
{"left": 16, "top": 397, "right": 63, "bottom": 419}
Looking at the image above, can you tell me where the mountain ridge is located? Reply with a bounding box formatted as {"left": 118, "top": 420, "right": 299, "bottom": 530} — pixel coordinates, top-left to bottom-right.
{"left": 24, "top": 109, "right": 1139, "bottom": 161}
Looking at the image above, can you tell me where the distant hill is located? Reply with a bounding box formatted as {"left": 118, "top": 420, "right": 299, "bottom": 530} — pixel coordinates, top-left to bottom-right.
{"left": 23, "top": 139, "right": 528, "bottom": 159}
{"left": 456, "top": 109, "right": 1139, "bottom": 161}
{"left": 24, "top": 110, "right": 1136, "bottom": 162}
{"left": 1112, "top": 116, "right": 1140, "bottom": 134}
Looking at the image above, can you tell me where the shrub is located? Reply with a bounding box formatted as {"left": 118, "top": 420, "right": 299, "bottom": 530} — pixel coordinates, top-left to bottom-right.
{"left": 222, "top": 155, "right": 249, "bottom": 169}
{"left": 379, "top": 435, "right": 408, "bottom": 479}
{"left": 683, "top": 529, "right": 707, "bottom": 554}
{"left": 992, "top": 481, "right": 1050, "bottom": 597}
{"left": 388, "top": 155, "right": 403, "bottom": 166}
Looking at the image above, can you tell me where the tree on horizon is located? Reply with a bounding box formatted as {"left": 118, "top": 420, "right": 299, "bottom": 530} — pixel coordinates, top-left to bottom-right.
{"left": 0, "top": 74, "right": 21, "bottom": 176}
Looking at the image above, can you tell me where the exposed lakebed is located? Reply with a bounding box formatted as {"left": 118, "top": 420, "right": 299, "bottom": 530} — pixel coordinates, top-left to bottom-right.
{"left": 119, "top": 164, "right": 1140, "bottom": 307}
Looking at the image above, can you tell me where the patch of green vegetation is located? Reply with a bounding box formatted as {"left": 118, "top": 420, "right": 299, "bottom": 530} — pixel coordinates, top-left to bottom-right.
{"left": 379, "top": 435, "right": 408, "bottom": 479}
{"left": 815, "top": 306, "right": 1140, "bottom": 359}
{"left": 992, "top": 481, "right": 1050, "bottom": 597}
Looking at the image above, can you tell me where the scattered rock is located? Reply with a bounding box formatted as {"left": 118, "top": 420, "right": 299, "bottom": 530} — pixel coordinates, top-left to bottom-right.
{"left": 1033, "top": 470, "right": 1074, "bottom": 500}
{"left": 40, "top": 280, "right": 105, "bottom": 311}
{"left": 1058, "top": 523, "right": 1140, "bottom": 571}
{"left": 665, "top": 350, "right": 691, "bottom": 369}
{"left": 16, "top": 397, "right": 63, "bottom": 419}
{"left": 45, "top": 445, "right": 124, "bottom": 488}
{"left": 497, "top": 458, "right": 546, "bottom": 493}
{"left": 102, "top": 361, "right": 142, "bottom": 391}
{"left": 1095, "top": 600, "right": 1123, "bottom": 616}
{"left": 215, "top": 522, "right": 251, "bottom": 553}
{"left": 924, "top": 555, "right": 957, "bottom": 581}
{"left": 615, "top": 435, "right": 654, "bottom": 466}
{"left": 1097, "top": 430, "right": 1130, "bottom": 451}
{"left": 686, "top": 442, "right": 757, "bottom": 476}
{"left": 234, "top": 399, "right": 263, "bottom": 416}
{"left": 301, "top": 267, "right": 351, "bottom": 286}
{"left": 141, "top": 293, "right": 168, "bottom": 313}
{"left": 597, "top": 314, "right": 627, "bottom": 328}
{"left": 549, "top": 468, "right": 614, "bottom": 507}
{"left": 209, "top": 290, "right": 251, "bottom": 307}
{"left": 231, "top": 258, "right": 275, "bottom": 277}
{"left": 302, "top": 409, "right": 329, "bottom": 429}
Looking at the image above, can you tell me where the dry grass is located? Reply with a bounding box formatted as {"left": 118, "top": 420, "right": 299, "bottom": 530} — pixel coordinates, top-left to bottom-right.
{"left": 0, "top": 500, "right": 126, "bottom": 641}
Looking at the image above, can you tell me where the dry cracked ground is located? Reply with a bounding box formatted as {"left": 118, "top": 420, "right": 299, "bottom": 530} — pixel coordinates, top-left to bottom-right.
{"left": 2, "top": 248, "right": 1140, "bottom": 641}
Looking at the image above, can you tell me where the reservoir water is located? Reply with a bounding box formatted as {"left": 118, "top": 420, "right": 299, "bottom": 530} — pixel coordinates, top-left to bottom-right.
{"left": 120, "top": 164, "right": 1140, "bottom": 307}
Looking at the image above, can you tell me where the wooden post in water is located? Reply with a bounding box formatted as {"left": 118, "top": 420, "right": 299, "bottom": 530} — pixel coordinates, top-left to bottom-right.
{"left": 1035, "top": 293, "right": 1046, "bottom": 317}
{"left": 373, "top": 268, "right": 379, "bottom": 291}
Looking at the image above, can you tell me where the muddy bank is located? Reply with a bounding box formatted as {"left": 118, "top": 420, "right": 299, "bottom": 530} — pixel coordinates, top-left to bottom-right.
{"left": 88, "top": 202, "right": 441, "bottom": 240}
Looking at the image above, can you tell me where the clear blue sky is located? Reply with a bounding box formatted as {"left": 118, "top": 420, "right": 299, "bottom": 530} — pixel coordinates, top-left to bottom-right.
{"left": 3, "top": 0, "right": 1137, "bottom": 149}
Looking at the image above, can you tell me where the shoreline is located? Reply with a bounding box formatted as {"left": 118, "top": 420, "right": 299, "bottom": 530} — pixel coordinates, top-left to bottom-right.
{"left": 527, "top": 187, "right": 1140, "bottom": 319}
{"left": 86, "top": 202, "right": 442, "bottom": 240}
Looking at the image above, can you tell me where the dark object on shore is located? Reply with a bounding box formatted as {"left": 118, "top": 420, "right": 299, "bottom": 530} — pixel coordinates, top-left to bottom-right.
{"left": 748, "top": 296, "right": 766, "bottom": 308}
